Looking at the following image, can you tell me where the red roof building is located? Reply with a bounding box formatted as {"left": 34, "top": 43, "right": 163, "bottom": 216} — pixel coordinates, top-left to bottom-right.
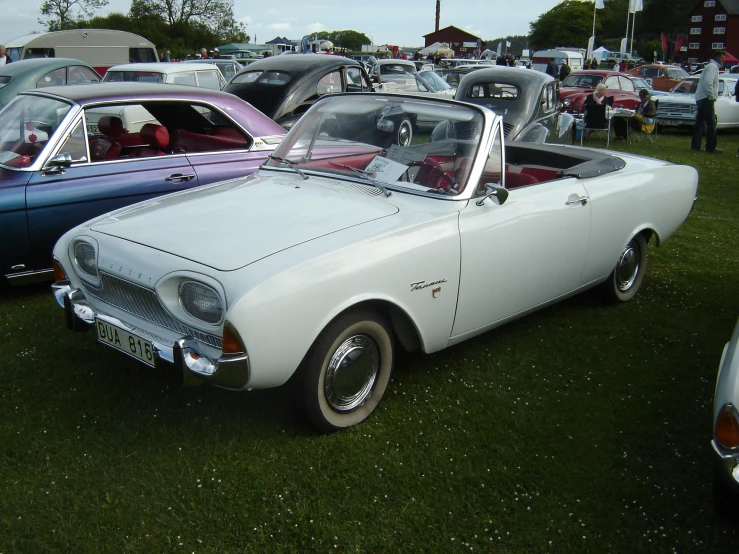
{"left": 687, "top": 0, "right": 739, "bottom": 63}
{"left": 423, "top": 26, "right": 481, "bottom": 58}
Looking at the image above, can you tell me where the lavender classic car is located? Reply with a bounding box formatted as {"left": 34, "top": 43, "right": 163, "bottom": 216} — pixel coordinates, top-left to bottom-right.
{"left": 0, "top": 82, "right": 285, "bottom": 286}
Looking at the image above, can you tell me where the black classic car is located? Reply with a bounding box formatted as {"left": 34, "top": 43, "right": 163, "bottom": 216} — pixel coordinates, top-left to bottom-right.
{"left": 223, "top": 55, "right": 373, "bottom": 129}
{"left": 455, "top": 67, "right": 575, "bottom": 144}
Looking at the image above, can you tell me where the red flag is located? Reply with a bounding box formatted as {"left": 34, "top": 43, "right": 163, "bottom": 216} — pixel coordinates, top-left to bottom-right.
{"left": 661, "top": 33, "right": 669, "bottom": 52}
{"left": 674, "top": 34, "right": 685, "bottom": 53}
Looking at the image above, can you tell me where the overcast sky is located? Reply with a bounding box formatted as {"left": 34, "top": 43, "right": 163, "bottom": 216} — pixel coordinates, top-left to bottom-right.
{"left": 0, "top": 0, "right": 568, "bottom": 47}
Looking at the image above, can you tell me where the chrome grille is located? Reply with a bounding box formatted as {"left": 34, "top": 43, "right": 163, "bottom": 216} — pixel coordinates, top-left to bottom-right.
{"left": 502, "top": 122, "right": 514, "bottom": 137}
{"left": 656, "top": 102, "right": 695, "bottom": 118}
{"left": 84, "top": 272, "right": 222, "bottom": 349}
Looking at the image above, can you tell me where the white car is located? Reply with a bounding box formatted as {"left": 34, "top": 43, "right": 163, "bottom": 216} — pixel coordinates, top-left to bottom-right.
{"left": 103, "top": 62, "right": 227, "bottom": 91}
{"left": 712, "top": 318, "right": 739, "bottom": 516}
{"left": 656, "top": 76, "right": 739, "bottom": 128}
{"left": 369, "top": 59, "right": 418, "bottom": 84}
{"left": 52, "top": 93, "right": 699, "bottom": 432}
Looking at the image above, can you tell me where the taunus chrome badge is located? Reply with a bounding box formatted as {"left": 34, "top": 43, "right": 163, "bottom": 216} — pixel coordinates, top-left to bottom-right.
{"left": 410, "top": 279, "right": 447, "bottom": 292}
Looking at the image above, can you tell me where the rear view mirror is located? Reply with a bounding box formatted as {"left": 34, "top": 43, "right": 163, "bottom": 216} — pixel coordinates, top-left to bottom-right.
{"left": 476, "top": 183, "right": 509, "bottom": 206}
{"left": 46, "top": 153, "right": 73, "bottom": 168}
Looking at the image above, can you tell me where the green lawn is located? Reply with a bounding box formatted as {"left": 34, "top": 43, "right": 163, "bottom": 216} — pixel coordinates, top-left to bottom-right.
{"left": 1, "top": 129, "right": 738, "bottom": 552}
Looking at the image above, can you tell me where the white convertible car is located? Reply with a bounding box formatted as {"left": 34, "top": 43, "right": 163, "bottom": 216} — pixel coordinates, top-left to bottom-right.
{"left": 712, "top": 318, "right": 739, "bottom": 516}
{"left": 52, "top": 93, "right": 699, "bottom": 432}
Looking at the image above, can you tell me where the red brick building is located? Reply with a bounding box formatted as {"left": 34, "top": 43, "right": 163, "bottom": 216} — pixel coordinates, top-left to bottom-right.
{"left": 423, "top": 26, "right": 481, "bottom": 58}
{"left": 687, "top": 0, "right": 739, "bottom": 62}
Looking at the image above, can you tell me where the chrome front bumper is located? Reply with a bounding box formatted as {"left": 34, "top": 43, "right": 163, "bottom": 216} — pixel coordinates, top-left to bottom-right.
{"left": 53, "top": 282, "right": 250, "bottom": 390}
{"left": 711, "top": 440, "right": 739, "bottom": 492}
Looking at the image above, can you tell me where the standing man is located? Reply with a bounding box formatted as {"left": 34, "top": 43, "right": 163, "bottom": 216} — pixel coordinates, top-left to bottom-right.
{"left": 0, "top": 45, "right": 11, "bottom": 66}
{"left": 692, "top": 49, "right": 726, "bottom": 154}
{"left": 559, "top": 59, "right": 571, "bottom": 82}
{"left": 613, "top": 60, "right": 621, "bottom": 72}
{"left": 545, "top": 57, "right": 558, "bottom": 78}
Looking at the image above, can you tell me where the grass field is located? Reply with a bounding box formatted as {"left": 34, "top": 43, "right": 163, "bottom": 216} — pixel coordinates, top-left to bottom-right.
{"left": 1, "top": 129, "right": 738, "bottom": 552}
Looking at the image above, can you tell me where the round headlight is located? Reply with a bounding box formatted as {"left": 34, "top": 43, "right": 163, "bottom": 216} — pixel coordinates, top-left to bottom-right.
{"left": 74, "top": 242, "right": 97, "bottom": 278}
{"left": 179, "top": 281, "right": 223, "bottom": 324}
{"left": 563, "top": 97, "right": 572, "bottom": 107}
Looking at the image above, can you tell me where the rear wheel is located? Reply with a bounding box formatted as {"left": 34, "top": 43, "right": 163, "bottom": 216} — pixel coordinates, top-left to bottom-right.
{"left": 299, "top": 310, "right": 394, "bottom": 432}
{"left": 601, "top": 234, "right": 648, "bottom": 302}
{"left": 396, "top": 118, "right": 413, "bottom": 146}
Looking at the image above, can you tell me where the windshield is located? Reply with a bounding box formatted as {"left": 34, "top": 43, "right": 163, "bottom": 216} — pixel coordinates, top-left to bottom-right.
{"left": 380, "top": 63, "right": 416, "bottom": 76}
{"left": 666, "top": 67, "right": 689, "bottom": 79}
{"left": 672, "top": 79, "right": 698, "bottom": 94}
{"left": 103, "top": 71, "right": 165, "bottom": 84}
{"left": 629, "top": 77, "right": 651, "bottom": 89}
{"left": 264, "top": 94, "right": 485, "bottom": 197}
{"left": 562, "top": 74, "right": 603, "bottom": 88}
{"left": 418, "top": 71, "right": 452, "bottom": 92}
{"left": 0, "top": 95, "right": 73, "bottom": 168}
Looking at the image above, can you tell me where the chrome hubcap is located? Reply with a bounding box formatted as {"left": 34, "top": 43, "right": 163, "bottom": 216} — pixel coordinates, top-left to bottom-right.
{"left": 325, "top": 334, "right": 379, "bottom": 412}
{"left": 616, "top": 240, "right": 640, "bottom": 291}
{"left": 398, "top": 123, "right": 411, "bottom": 146}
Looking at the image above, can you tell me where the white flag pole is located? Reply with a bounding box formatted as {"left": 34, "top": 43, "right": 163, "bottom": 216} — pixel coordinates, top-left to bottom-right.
{"left": 592, "top": 1, "right": 597, "bottom": 48}
{"left": 629, "top": 11, "right": 637, "bottom": 56}
{"left": 624, "top": 1, "right": 631, "bottom": 54}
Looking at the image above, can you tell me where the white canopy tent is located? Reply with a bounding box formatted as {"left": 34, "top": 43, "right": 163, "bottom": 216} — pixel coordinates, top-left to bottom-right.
{"left": 419, "top": 42, "right": 454, "bottom": 58}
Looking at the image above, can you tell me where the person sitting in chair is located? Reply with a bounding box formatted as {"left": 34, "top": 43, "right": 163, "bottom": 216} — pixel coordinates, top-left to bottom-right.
{"left": 584, "top": 82, "right": 608, "bottom": 106}
{"left": 614, "top": 88, "right": 656, "bottom": 141}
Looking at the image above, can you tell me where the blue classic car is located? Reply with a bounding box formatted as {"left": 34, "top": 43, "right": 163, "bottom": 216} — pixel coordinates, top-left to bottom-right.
{"left": 0, "top": 82, "right": 285, "bottom": 286}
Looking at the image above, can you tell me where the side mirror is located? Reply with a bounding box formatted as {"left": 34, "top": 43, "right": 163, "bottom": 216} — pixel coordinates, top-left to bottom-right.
{"left": 476, "top": 183, "right": 509, "bottom": 206}
{"left": 45, "top": 152, "right": 73, "bottom": 168}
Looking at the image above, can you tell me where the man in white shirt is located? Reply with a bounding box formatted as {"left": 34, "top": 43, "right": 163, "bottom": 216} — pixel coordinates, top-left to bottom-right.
{"left": 692, "top": 49, "right": 726, "bottom": 153}
{"left": 0, "top": 45, "right": 11, "bottom": 66}
{"left": 613, "top": 61, "right": 621, "bottom": 73}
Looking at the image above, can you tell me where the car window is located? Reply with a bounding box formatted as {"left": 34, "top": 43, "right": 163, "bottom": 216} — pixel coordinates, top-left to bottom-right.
{"left": 619, "top": 76, "right": 636, "bottom": 92}
{"left": 37, "top": 68, "right": 66, "bottom": 88}
{"left": 317, "top": 70, "right": 342, "bottom": 95}
{"left": 218, "top": 63, "right": 239, "bottom": 81}
{"left": 380, "top": 64, "right": 415, "bottom": 76}
{"left": 170, "top": 72, "right": 197, "bottom": 87}
{"left": 68, "top": 66, "right": 100, "bottom": 84}
{"left": 56, "top": 119, "right": 88, "bottom": 162}
{"left": 346, "top": 67, "right": 370, "bottom": 92}
{"left": 541, "top": 83, "right": 556, "bottom": 112}
{"left": 666, "top": 68, "right": 689, "bottom": 79}
{"left": 25, "top": 48, "right": 55, "bottom": 59}
{"left": 477, "top": 124, "right": 504, "bottom": 196}
{"left": 0, "top": 95, "right": 72, "bottom": 168}
{"left": 642, "top": 66, "right": 659, "bottom": 78}
{"left": 465, "top": 82, "right": 519, "bottom": 100}
{"left": 562, "top": 74, "right": 602, "bottom": 88}
{"left": 103, "top": 71, "right": 165, "bottom": 84}
{"left": 195, "top": 70, "right": 222, "bottom": 90}
{"left": 85, "top": 104, "right": 159, "bottom": 135}
{"left": 672, "top": 80, "right": 698, "bottom": 94}
{"left": 604, "top": 76, "right": 620, "bottom": 89}
{"left": 129, "top": 48, "right": 157, "bottom": 63}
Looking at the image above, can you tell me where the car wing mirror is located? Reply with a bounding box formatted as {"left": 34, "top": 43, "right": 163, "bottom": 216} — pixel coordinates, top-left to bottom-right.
{"left": 45, "top": 152, "right": 74, "bottom": 168}
{"left": 476, "top": 183, "right": 509, "bottom": 206}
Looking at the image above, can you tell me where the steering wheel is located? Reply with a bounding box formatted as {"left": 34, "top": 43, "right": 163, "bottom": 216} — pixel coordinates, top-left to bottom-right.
{"left": 404, "top": 159, "right": 456, "bottom": 190}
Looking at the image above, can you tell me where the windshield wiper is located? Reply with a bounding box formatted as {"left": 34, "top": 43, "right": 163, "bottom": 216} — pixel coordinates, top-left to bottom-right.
{"left": 266, "top": 154, "right": 308, "bottom": 180}
{"left": 328, "top": 162, "right": 392, "bottom": 197}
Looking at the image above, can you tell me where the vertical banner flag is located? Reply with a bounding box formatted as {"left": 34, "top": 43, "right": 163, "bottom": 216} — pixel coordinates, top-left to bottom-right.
{"left": 586, "top": 36, "right": 595, "bottom": 60}
{"left": 629, "top": 0, "right": 644, "bottom": 12}
{"left": 595, "top": 0, "right": 604, "bottom": 8}
{"left": 674, "top": 34, "right": 685, "bottom": 53}
{"left": 620, "top": 38, "right": 628, "bottom": 53}
{"left": 661, "top": 33, "right": 669, "bottom": 52}
{"left": 496, "top": 42, "right": 502, "bottom": 57}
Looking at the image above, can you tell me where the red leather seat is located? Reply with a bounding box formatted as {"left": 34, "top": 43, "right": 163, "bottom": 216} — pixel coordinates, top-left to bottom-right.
{"left": 90, "top": 116, "right": 124, "bottom": 161}
{"left": 131, "top": 124, "right": 170, "bottom": 157}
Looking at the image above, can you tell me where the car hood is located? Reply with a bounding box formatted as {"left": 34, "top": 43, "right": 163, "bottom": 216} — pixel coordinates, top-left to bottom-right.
{"left": 659, "top": 93, "right": 697, "bottom": 103}
{"left": 88, "top": 172, "right": 399, "bottom": 271}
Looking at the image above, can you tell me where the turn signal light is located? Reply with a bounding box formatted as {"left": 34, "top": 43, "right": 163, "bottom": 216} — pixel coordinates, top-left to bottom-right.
{"left": 715, "top": 406, "right": 739, "bottom": 449}
{"left": 52, "top": 259, "right": 68, "bottom": 281}
{"left": 221, "top": 322, "right": 245, "bottom": 356}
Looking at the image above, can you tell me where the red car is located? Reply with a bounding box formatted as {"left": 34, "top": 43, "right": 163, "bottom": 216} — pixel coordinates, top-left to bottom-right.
{"left": 559, "top": 70, "right": 641, "bottom": 113}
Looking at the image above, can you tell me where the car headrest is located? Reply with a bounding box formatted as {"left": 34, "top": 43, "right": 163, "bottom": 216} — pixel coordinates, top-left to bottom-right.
{"left": 140, "top": 124, "right": 170, "bottom": 149}
{"left": 98, "top": 116, "right": 124, "bottom": 138}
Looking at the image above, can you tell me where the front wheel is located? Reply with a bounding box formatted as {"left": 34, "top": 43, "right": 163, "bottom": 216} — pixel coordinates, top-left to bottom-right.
{"left": 396, "top": 118, "right": 413, "bottom": 146}
{"left": 601, "top": 234, "right": 648, "bottom": 302}
{"left": 298, "top": 310, "right": 394, "bottom": 432}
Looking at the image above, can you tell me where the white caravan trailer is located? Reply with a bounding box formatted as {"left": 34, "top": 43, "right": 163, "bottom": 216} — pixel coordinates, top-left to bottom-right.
{"left": 5, "top": 29, "right": 158, "bottom": 76}
{"left": 531, "top": 49, "right": 584, "bottom": 74}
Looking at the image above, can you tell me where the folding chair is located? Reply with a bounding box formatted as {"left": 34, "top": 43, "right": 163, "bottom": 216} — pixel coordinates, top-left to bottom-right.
{"left": 580, "top": 103, "right": 610, "bottom": 147}
{"left": 631, "top": 99, "right": 659, "bottom": 144}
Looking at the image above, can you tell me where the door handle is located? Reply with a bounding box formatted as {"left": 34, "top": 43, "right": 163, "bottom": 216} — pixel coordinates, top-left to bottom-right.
{"left": 165, "top": 173, "right": 196, "bottom": 182}
{"left": 566, "top": 196, "right": 589, "bottom": 206}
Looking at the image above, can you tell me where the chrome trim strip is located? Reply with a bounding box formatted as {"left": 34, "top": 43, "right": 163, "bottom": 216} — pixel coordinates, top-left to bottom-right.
{"left": 6, "top": 268, "right": 54, "bottom": 286}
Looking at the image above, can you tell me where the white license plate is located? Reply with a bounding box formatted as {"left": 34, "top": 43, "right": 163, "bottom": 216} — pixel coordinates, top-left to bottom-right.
{"left": 96, "top": 318, "right": 156, "bottom": 367}
{"left": 657, "top": 119, "right": 683, "bottom": 126}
